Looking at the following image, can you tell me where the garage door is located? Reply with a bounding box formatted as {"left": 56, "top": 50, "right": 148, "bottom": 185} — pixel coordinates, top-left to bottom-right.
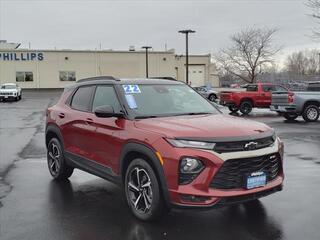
{"left": 188, "top": 65, "right": 205, "bottom": 86}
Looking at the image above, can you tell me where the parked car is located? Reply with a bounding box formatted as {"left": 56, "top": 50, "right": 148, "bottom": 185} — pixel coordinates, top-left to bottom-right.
{"left": 46, "top": 77, "right": 284, "bottom": 221}
{"left": 220, "top": 83, "right": 291, "bottom": 114}
{"left": 270, "top": 83, "right": 320, "bottom": 122}
{"left": 307, "top": 81, "right": 320, "bottom": 91}
{"left": 193, "top": 86, "right": 218, "bottom": 101}
{"left": 0, "top": 83, "right": 22, "bottom": 101}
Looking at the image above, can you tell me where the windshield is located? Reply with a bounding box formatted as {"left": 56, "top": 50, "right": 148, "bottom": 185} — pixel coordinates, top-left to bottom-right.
{"left": 121, "top": 84, "right": 219, "bottom": 118}
{"left": 1, "top": 85, "right": 16, "bottom": 89}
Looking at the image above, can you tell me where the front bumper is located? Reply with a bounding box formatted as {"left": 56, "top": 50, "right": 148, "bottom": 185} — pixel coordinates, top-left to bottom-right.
{"left": 155, "top": 138, "right": 284, "bottom": 208}
{"left": 0, "top": 95, "right": 16, "bottom": 100}
{"left": 270, "top": 104, "right": 297, "bottom": 113}
{"left": 219, "top": 100, "right": 236, "bottom": 107}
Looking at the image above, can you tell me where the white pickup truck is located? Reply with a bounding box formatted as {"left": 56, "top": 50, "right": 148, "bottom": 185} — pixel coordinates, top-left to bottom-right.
{"left": 0, "top": 83, "right": 22, "bottom": 101}
{"left": 270, "top": 82, "right": 320, "bottom": 122}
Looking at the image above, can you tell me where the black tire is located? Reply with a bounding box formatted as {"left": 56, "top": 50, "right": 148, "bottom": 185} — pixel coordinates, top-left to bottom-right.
{"left": 283, "top": 113, "right": 298, "bottom": 121}
{"left": 208, "top": 94, "right": 217, "bottom": 102}
{"left": 239, "top": 101, "right": 253, "bottom": 115}
{"left": 19, "top": 94, "right": 22, "bottom": 100}
{"left": 302, "top": 104, "right": 320, "bottom": 122}
{"left": 228, "top": 105, "right": 239, "bottom": 113}
{"left": 125, "top": 158, "right": 165, "bottom": 221}
{"left": 15, "top": 96, "right": 19, "bottom": 101}
{"left": 47, "top": 138, "right": 73, "bottom": 180}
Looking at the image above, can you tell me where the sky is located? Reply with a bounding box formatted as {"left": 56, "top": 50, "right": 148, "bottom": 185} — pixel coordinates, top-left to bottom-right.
{"left": 0, "top": 0, "right": 319, "bottom": 63}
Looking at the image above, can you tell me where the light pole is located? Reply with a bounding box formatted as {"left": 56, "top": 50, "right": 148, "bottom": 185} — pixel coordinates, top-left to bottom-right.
{"left": 178, "top": 29, "right": 195, "bottom": 85}
{"left": 142, "top": 46, "right": 152, "bottom": 78}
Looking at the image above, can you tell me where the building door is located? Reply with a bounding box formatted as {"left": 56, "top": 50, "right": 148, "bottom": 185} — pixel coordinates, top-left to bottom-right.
{"left": 188, "top": 65, "right": 205, "bottom": 86}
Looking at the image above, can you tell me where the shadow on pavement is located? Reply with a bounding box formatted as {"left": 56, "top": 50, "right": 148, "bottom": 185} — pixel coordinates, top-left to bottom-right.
{"left": 47, "top": 180, "right": 284, "bottom": 240}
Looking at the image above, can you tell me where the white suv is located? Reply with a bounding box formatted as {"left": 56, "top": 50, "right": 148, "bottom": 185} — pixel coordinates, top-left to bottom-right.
{"left": 0, "top": 83, "right": 22, "bottom": 101}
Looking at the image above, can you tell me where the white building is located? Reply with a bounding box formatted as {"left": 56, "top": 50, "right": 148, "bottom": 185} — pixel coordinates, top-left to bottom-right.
{"left": 0, "top": 44, "right": 219, "bottom": 89}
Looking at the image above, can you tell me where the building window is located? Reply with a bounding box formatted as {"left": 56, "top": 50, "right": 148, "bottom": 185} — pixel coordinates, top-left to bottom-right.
{"left": 59, "top": 71, "right": 76, "bottom": 81}
{"left": 16, "top": 72, "right": 33, "bottom": 82}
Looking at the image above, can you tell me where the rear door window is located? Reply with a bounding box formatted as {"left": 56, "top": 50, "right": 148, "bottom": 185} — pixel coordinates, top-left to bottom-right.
{"left": 71, "top": 86, "right": 95, "bottom": 112}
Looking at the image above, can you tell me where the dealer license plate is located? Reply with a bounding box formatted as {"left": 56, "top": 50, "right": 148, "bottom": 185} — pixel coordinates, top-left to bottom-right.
{"left": 246, "top": 172, "right": 266, "bottom": 189}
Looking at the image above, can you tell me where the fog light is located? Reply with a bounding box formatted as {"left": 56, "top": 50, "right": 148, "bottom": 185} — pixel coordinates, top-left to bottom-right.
{"left": 179, "top": 158, "right": 204, "bottom": 185}
{"left": 180, "top": 157, "right": 203, "bottom": 173}
{"left": 180, "top": 194, "right": 210, "bottom": 203}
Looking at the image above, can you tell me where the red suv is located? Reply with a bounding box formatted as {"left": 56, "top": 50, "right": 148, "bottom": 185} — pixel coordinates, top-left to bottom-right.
{"left": 45, "top": 77, "right": 284, "bottom": 221}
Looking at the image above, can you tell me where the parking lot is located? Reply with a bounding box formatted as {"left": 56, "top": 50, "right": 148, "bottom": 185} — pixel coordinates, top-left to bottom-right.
{"left": 0, "top": 90, "right": 320, "bottom": 240}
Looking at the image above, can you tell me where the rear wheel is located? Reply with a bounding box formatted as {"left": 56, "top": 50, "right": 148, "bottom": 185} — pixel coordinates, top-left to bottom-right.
{"left": 228, "top": 105, "right": 239, "bottom": 113}
{"left": 208, "top": 94, "right": 217, "bottom": 102}
{"left": 125, "top": 158, "right": 165, "bottom": 221}
{"left": 47, "top": 138, "right": 73, "bottom": 180}
{"left": 283, "top": 113, "right": 298, "bottom": 121}
{"left": 302, "top": 104, "right": 319, "bottom": 122}
{"left": 239, "top": 101, "right": 253, "bottom": 115}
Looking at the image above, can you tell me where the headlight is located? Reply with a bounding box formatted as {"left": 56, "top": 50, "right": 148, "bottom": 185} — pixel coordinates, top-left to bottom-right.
{"left": 180, "top": 157, "right": 204, "bottom": 173}
{"left": 166, "top": 139, "right": 215, "bottom": 150}
{"left": 277, "top": 137, "right": 284, "bottom": 159}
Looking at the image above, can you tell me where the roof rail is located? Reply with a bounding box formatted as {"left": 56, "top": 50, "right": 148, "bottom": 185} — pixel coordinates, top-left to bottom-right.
{"left": 148, "top": 77, "right": 177, "bottom": 81}
{"left": 77, "top": 76, "right": 120, "bottom": 83}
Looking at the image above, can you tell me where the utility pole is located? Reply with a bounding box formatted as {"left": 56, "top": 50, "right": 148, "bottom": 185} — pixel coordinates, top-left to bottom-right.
{"left": 142, "top": 46, "right": 152, "bottom": 78}
{"left": 178, "top": 29, "right": 195, "bottom": 85}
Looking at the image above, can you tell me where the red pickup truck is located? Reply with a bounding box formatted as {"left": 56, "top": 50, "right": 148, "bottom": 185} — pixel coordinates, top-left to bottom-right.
{"left": 220, "top": 83, "right": 291, "bottom": 114}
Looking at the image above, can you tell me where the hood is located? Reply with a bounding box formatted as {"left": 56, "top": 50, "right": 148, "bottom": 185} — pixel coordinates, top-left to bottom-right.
{"left": 134, "top": 114, "right": 273, "bottom": 140}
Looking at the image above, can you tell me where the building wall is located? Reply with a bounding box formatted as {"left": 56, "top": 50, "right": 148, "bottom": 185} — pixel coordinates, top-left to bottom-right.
{"left": 174, "top": 55, "right": 220, "bottom": 87}
{"left": 0, "top": 49, "right": 218, "bottom": 88}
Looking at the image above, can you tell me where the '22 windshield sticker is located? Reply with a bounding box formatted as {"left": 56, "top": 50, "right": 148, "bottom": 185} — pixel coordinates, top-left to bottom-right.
{"left": 122, "top": 85, "right": 141, "bottom": 94}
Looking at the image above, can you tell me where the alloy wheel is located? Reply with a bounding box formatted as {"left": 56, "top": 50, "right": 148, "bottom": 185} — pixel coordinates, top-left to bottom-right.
{"left": 307, "top": 107, "right": 318, "bottom": 121}
{"left": 48, "top": 143, "right": 61, "bottom": 176}
{"left": 127, "top": 167, "right": 153, "bottom": 213}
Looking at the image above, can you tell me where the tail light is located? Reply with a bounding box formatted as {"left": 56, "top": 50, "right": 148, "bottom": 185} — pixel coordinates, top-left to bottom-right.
{"left": 288, "top": 92, "right": 294, "bottom": 104}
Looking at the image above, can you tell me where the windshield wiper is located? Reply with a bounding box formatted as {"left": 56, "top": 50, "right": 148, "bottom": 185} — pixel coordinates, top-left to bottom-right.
{"left": 135, "top": 115, "right": 159, "bottom": 119}
{"left": 173, "top": 112, "right": 212, "bottom": 116}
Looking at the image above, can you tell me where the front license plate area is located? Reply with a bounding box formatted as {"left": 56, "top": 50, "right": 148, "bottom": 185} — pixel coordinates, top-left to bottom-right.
{"left": 246, "top": 172, "right": 267, "bottom": 189}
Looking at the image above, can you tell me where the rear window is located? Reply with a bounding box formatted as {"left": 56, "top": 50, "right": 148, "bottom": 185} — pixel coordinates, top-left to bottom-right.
{"left": 247, "top": 85, "right": 258, "bottom": 92}
{"left": 71, "top": 86, "right": 95, "bottom": 111}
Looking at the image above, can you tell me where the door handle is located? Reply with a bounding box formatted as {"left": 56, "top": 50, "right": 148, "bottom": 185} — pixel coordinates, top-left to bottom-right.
{"left": 58, "top": 113, "right": 65, "bottom": 118}
{"left": 85, "top": 118, "right": 94, "bottom": 124}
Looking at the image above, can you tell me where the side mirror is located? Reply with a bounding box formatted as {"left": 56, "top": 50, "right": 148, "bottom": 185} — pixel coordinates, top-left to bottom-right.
{"left": 94, "top": 105, "right": 124, "bottom": 118}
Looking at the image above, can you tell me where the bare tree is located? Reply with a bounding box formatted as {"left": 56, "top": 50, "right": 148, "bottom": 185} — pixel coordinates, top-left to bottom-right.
{"left": 306, "top": 0, "right": 320, "bottom": 37}
{"left": 215, "top": 27, "right": 280, "bottom": 83}
{"left": 285, "top": 49, "right": 320, "bottom": 75}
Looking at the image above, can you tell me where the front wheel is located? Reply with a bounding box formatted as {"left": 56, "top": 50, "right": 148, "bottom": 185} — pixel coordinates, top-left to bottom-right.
{"left": 47, "top": 138, "right": 74, "bottom": 180}
{"left": 302, "top": 105, "right": 319, "bottom": 122}
{"left": 125, "top": 158, "right": 165, "bottom": 221}
{"left": 239, "top": 101, "right": 253, "bottom": 115}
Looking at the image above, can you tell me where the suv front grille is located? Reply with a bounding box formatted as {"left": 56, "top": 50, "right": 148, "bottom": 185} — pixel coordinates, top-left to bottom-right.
{"left": 0, "top": 92, "right": 13, "bottom": 96}
{"left": 213, "top": 136, "right": 275, "bottom": 153}
{"left": 210, "top": 153, "right": 281, "bottom": 190}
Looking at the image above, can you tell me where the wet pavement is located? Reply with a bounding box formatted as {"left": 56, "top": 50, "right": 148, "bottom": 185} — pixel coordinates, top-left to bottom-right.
{"left": 0, "top": 91, "right": 320, "bottom": 240}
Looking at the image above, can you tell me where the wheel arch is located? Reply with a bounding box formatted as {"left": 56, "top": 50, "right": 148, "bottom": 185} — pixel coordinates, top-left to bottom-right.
{"left": 240, "top": 97, "right": 254, "bottom": 105}
{"left": 303, "top": 100, "right": 320, "bottom": 109}
{"left": 119, "top": 142, "right": 171, "bottom": 207}
{"left": 45, "top": 124, "right": 64, "bottom": 149}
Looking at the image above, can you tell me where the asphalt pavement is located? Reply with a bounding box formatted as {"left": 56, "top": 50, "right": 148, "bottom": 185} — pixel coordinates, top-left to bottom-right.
{"left": 0, "top": 91, "right": 320, "bottom": 240}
